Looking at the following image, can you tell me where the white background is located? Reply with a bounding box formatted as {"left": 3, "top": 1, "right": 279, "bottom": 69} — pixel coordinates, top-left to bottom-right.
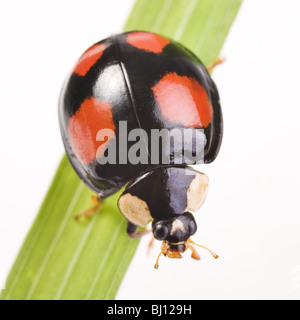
{"left": 1, "top": 0, "right": 300, "bottom": 300}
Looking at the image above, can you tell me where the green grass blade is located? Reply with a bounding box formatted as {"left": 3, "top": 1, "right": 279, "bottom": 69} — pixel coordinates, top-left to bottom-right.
{"left": 1, "top": 156, "right": 137, "bottom": 300}
{"left": 125, "top": 0, "right": 242, "bottom": 66}
{"left": 1, "top": 0, "right": 242, "bottom": 300}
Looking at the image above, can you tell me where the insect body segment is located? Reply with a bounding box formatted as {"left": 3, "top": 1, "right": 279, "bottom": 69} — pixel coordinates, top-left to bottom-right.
{"left": 59, "top": 31, "right": 223, "bottom": 268}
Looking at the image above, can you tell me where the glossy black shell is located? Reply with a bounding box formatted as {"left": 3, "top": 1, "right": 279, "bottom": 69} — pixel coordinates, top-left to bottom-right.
{"left": 59, "top": 31, "right": 223, "bottom": 198}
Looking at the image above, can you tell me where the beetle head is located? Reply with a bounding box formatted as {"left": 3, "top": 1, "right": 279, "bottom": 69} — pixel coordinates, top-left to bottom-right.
{"left": 152, "top": 212, "right": 197, "bottom": 246}
{"left": 152, "top": 212, "right": 218, "bottom": 268}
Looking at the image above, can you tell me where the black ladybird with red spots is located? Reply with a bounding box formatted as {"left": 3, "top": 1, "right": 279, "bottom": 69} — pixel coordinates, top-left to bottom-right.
{"left": 59, "top": 31, "right": 223, "bottom": 268}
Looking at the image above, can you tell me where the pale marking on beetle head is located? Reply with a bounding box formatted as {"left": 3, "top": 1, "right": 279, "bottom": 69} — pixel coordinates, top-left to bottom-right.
{"left": 170, "top": 219, "right": 186, "bottom": 236}
{"left": 118, "top": 193, "right": 152, "bottom": 227}
{"left": 186, "top": 172, "right": 209, "bottom": 213}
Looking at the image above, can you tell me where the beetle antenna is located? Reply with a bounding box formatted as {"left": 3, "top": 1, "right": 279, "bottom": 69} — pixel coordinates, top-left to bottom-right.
{"left": 188, "top": 238, "right": 219, "bottom": 259}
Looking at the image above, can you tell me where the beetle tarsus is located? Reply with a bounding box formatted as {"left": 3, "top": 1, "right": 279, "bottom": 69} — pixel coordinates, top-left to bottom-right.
{"left": 154, "top": 251, "right": 162, "bottom": 269}
{"left": 206, "top": 56, "right": 225, "bottom": 72}
{"left": 147, "top": 236, "right": 156, "bottom": 255}
{"left": 74, "top": 194, "right": 102, "bottom": 221}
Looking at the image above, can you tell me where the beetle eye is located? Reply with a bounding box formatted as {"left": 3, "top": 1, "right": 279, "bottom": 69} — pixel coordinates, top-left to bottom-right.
{"left": 188, "top": 219, "right": 197, "bottom": 235}
{"left": 153, "top": 224, "right": 168, "bottom": 240}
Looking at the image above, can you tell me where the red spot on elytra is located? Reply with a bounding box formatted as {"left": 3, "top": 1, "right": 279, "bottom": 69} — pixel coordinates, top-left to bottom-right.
{"left": 68, "top": 97, "right": 115, "bottom": 164}
{"left": 152, "top": 73, "right": 213, "bottom": 128}
{"left": 73, "top": 43, "right": 105, "bottom": 76}
{"left": 127, "top": 32, "right": 170, "bottom": 53}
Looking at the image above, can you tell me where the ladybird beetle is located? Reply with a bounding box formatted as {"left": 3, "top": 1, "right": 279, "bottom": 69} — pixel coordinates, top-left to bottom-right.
{"left": 59, "top": 31, "right": 223, "bottom": 268}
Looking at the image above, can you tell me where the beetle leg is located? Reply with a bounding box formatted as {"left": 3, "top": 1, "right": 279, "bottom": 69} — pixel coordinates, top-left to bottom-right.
{"left": 154, "top": 251, "right": 162, "bottom": 269}
{"left": 74, "top": 194, "right": 102, "bottom": 220}
{"left": 185, "top": 241, "right": 200, "bottom": 260}
{"left": 206, "top": 56, "right": 225, "bottom": 72}
{"left": 126, "top": 222, "right": 151, "bottom": 238}
{"left": 147, "top": 236, "right": 155, "bottom": 254}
